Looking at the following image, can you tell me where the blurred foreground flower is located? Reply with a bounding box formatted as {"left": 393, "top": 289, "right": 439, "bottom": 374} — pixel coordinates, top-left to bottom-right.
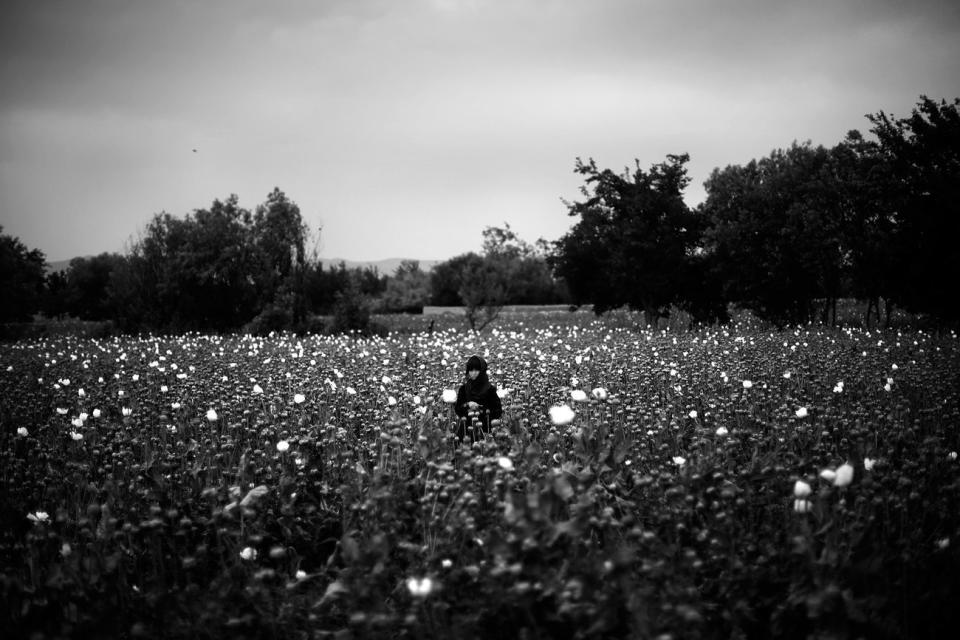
{"left": 442, "top": 389, "right": 457, "bottom": 404}
{"left": 834, "top": 462, "right": 854, "bottom": 487}
{"left": 406, "top": 576, "right": 434, "bottom": 598}
{"left": 819, "top": 468, "right": 837, "bottom": 482}
{"left": 240, "top": 485, "right": 269, "bottom": 507}
{"left": 549, "top": 404, "right": 575, "bottom": 425}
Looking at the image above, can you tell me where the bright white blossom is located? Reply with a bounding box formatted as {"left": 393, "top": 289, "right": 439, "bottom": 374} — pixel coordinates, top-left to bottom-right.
{"left": 441, "top": 389, "right": 457, "bottom": 404}
{"left": 819, "top": 468, "right": 837, "bottom": 482}
{"left": 92, "top": 408, "right": 101, "bottom": 418}
{"left": 295, "top": 570, "right": 307, "bottom": 580}
{"left": 742, "top": 380, "right": 753, "bottom": 389}
{"left": 122, "top": 407, "right": 132, "bottom": 417}
{"left": 795, "top": 407, "right": 808, "bottom": 419}
{"left": 406, "top": 576, "right": 434, "bottom": 597}
{"left": 27, "top": 511, "right": 50, "bottom": 523}
{"left": 549, "top": 404, "right": 575, "bottom": 426}
{"left": 388, "top": 396, "right": 397, "bottom": 406}
{"left": 276, "top": 440, "right": 290, "bottom": 453}
{"left": 715, "top": 426, "right": 729, "bottom": 436}
{"left": 252, "top": 384, "right": 263, "bottom": 394}
{"left": 570, "top": 389, "right": 588, "bottom": 402}
{"left": 346, "top": 387, "right": 356, "bottom": 395}
{"left": 206, "top": 408, "right": 218, "bottom": 422}
{"left": 497, "top": 456, "right": 514, "bottom": 471}
{"left": 672, "top": 456, "right": 687, "bottom": 466}
{"left": 793, "top": 480, "right": 812, "bottom": 498}
{"left": 794, "top": 499, "right": 813, "bottom": 513}
{"left": 17, "top": 427, "right": 28, "bottom": 437}
{"left": 591, "top": 387, "right": 608, "bottom": 400}
{"left": 864, "top": 458, "right": 876, "bottom": 471}
{"left": 834, "top": 463, "right": 855, "bottom": 487}
{"left": 239, "top": 547, "right": 257, "bottom": 561}
{"left": 69, "top": 431, "right": 83, "bottom": 441}
{"left": 688, "top": 410, "right": 698, "bottom": 419}
{"left": 293, "top": 393, "right": 306, "bottom": 404}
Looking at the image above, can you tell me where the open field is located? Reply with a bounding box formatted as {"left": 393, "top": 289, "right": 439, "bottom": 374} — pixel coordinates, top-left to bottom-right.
{"left": 1, "top": 316, "right": 959, "bottom": 639}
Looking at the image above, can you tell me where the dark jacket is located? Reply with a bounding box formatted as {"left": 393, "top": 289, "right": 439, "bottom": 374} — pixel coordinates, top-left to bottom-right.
{"left": 454, "top": 356, "right": 503, "bottom": 440}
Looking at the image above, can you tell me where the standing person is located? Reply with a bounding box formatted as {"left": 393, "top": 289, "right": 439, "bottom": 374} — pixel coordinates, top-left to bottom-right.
{"left": 454, "top": 355, "right": 503, "bottom": 442}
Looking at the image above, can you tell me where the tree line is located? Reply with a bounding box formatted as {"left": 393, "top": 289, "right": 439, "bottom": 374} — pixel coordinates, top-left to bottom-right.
{"left": 552, "top": 95, "right": 960, "bottom": 328}
{"left": 2, "top": 95, "right": 957, "bottom": 333}
{"left": 0, "top": 188, "right": 568, "bottom": 334}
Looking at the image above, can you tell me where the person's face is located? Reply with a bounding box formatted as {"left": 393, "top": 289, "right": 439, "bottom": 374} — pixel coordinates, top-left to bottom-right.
{"left": 468, "top": 369, "right": 480, "bottom": 380}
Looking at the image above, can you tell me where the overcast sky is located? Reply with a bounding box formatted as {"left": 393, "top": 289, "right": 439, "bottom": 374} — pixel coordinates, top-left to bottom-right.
{"left": 1, "top": 0, "right": 958, "bottom": 263}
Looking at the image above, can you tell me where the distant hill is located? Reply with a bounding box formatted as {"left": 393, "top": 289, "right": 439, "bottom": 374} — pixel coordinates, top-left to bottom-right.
{"left": 46, "top": 256, "right": 441, "bottom": 276}
{"left": 45, "top": 258, "right": 83, "bottom": 274}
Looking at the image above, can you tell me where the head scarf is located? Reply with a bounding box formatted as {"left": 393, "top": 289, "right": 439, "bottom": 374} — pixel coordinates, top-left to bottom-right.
{"left": 464, "top": 355, "right": 492, "bottom": 401}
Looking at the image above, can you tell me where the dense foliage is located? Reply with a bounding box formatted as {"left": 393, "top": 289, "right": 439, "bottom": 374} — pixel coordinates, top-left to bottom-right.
{"left": 553, "top": 96, "right": 960, "bottom": 328}
{"left": 0, "top": 225, "right": 47, "bottom": 323}
{"left": 1, "top": 315, "right": 959, "bottom": 638}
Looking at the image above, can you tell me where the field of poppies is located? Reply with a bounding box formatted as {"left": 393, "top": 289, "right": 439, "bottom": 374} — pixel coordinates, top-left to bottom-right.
{"left": 2, "top": 313, "right": 959, "bottom": 639}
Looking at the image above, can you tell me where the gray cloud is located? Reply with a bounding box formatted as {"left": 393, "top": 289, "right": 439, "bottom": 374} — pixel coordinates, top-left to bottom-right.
{"left": 2, "top": 0, "right": 959, "bottom": 261}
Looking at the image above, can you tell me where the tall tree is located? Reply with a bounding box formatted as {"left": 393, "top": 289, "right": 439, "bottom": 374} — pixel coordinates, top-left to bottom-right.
{"left": 550, "top": 154, "right": 698, "bottom": 325}
{"left": 252, "top": 188, "right": 308, "bottom": 322}
{"left": 63, "top": 253, "right": 127, "bottom": 321}
{"left": 867, "top": 96, "right": 960, "bottom": 323}
{"left": 0, "top": 227, "right": 46, "bottom": 323}
{"left": 701, "top": 142, "right": 843, "bottom": 327}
